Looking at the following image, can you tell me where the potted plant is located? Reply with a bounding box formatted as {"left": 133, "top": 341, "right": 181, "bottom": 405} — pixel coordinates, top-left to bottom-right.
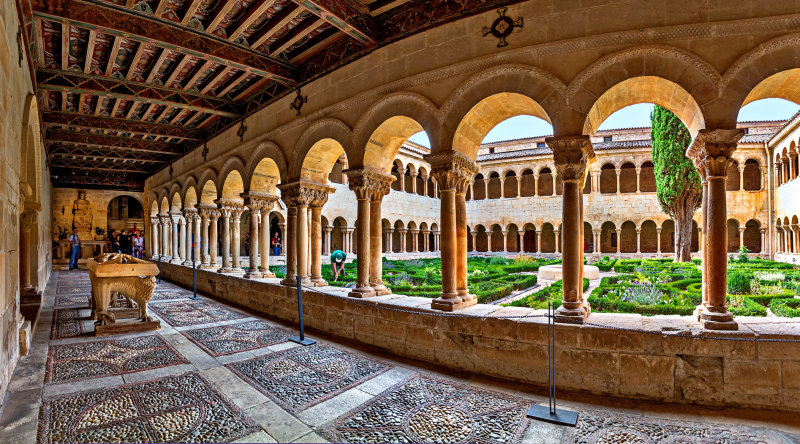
{"left": 94, "top": 226, "right": 107, "bottom": 241}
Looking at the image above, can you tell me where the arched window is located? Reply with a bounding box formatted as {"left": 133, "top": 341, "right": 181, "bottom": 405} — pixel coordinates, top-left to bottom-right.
{"left": 520, "top": 169, "right": 535, "bottom": 197}
{"left": 600, "top": 164, "right": 617, "bottom": 193}
{"left": 742, "top": 159, "right": 761, "bottom": 191}
{"left": 473, "top": 174, "right": 486, "bottom": 200}
{"left": 538, "top": 168, "right": 553, "bottom": 196}
{"left": 503, "top": 171, "right": 518, "bottom": 198}
{"left": 487, "top": 172, "right": 501, "bottom": 199}
{"left": 640, "top": 161, "right": 656, "bottom": 192}
{"left": 726, "top": 160, "right": 740, "bottom": 191}
{"left": 619, "top": 163, "right": 636, "bottom": 193}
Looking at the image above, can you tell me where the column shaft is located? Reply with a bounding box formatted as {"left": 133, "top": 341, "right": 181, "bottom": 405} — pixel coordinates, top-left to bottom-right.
{"left": 311, "top": 206, "right": 327, "bottom": 286}
{"left": 351, "top": 198, "right": 374, "bottom": 297}
{"left": 369, "top": 199, "right": 389, "bottom": 294}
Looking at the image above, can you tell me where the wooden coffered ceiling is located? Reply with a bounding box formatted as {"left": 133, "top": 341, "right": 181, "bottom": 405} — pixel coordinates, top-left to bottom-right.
{"left": 20, "top": 0, "right": 522, "bottom": 190}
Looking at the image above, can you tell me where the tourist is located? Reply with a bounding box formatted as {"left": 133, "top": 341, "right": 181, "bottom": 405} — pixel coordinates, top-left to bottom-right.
{"left": 244, "top": 232, "right": 250, "bottom": 257}
{"left": 120, "top": 229, "right": 132, "bottom": 255}
{"left": 108, "top": 229, "right": 120, "bottom": 253}
{"left": 68, "top": 229, "right": 80, "bottom": 270}
{"left": 272, "top": 232, "right": 281, "bottom": 256}
{"left": 133, "top": 232, "right": 144, "bottom": 258}
{"left": 130, "top": 223, "right": 140, "bottom": 236}
{"left": 331, "top": 249, "right": 346, "bottom": 281}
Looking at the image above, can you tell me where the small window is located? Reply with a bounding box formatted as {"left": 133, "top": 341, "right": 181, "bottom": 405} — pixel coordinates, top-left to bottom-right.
{"left": 488, "top": 148, "right": 495, "bottom": 154}
{"left": 743, "top": 128, "right": 749, "bottom": 135}
{"left": 611, "top": 233, "right": 617, "bottom": 248}
{"left": 537, "top": 142, "right": 546, "bottom": 148}
{"left": 603, "top": 136, "right": 612, "bottom": 142}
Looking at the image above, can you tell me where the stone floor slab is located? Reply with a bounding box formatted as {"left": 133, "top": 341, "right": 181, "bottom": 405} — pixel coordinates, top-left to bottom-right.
{"left": 244, "top": 401, "right": 311, "bottom": 443}
{"left": 149, "top": 299, "right": 247, "bottom": 327}
{"left": 181, "top": 320, "right": 290, "bottom": 357}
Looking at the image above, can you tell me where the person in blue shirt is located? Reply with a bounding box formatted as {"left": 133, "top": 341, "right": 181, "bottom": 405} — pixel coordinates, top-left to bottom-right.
{"left": 330, "top": 249, "right": 346, "bottom": 281}
{"left": 68, "top": 229, "right": 80, "bottom": 270}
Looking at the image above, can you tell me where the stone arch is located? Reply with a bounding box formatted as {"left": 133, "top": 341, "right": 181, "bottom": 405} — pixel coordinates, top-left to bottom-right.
{"left": 600, "top": 163, "right": 617, "bottom": 194}
{"left": 220, "top": 170, "right": 245, "bottom": 201}
{"left": 601, "top": 221, "right": 617, "bottom": 253}
{"left": 416, "top": 166, "right": 427, "bottom": 196}
{"left": 170, "top": 191, "right": 182, "bottom": 212}
{"left": 200, "top": 180, "right": 218, "bottom": 205}
{"left": 249, "top": 157, "right": 281, "bottom": 194}
{"left": 570, "top": 45, "right": 718, "bottom": 135}
{"left": 722, "top": 34, "right": 800, "bottom": 125}
{"left": 619, "top": 162, "right": 637, "bottom": 193}
{"left": 744, "top": 219, "right": 761, "bottom": 253}
{"left": 149, "top": 200, "right": 159, "bottom": 216}
{"left": 520, "top": 169, "right": 535, "bottom": 197}
{"left": 475, "top": 224, "right": 489, "bottom": 252}
{"left": 159, "top": 196, "right": 169, "bottom": 214}
{"left": 487, "top": 172, "right": 501, "bottom": 199}
{"left": 540, "top": 223, "right": 556, "bottom": 253}
{"left": 742, "top": 159, "right": 761, "bottom": 191}
{"left": 391, "top": 159, "right": 404, "bottom": 191}
{"left": 522, "top": 223, "right": 536, "bottom": 252}
{"left": 440, "top": 64, "right": 567, "bottom": 159}
{"left": 291, "top": 118, "right": 355, "bottom": 182}
{"left": 184, "top": 186, "right": 198, "bottom": 209}
{"left": 503, "top": 171, "right": 518, "bottom": 198}
{"left": 21, "top": 94, "right": 43, "bottom": 207}
{"left": 218, "top": 156, "right": 247, "bottom": 194}
{"left": 620, "top": 221, "right": 637, "bottom": 253}
{"left": 244, "top": 141, "right": 288, "bottom": 192}
{"left": 727, "top": 219, "right": 741, "bottom": 253}
{"left": 640, "top": 161, "right": 656, "bottom": 192}
{"left": 353, "top": 92, "right": 440, "bottom": 171}
{"left": 489, "top": 224, "right": 504, "bottom": 252}
{"left": 726, "top": 160, "right": 740, "bottom": 191}
{"left": 640, "top": 220, "right": 658, "bottom": 253}
{"left": 472, "top": 174, "right": 486, "bottom": 200}
{"left": 538, "top": 167, "right": 553, "bottom": 196}
{"left": 506, "top": 223, "right": 520, "bottom": 252}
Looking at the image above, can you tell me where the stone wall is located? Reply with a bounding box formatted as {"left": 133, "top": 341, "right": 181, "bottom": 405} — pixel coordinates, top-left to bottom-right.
{"left": 52, "top": 188, "right": 145, "bottom": 241}
{"left": 0, "top": 1, "right": 52, "bottom": 405}
{"left": 159, "top": 263, "right": 800, "bottom": 413}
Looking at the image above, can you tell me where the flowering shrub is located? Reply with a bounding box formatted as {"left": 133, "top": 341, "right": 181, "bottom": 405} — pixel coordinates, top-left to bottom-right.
{"left": 621, "top": 281, "right": 663, "bottom": 305}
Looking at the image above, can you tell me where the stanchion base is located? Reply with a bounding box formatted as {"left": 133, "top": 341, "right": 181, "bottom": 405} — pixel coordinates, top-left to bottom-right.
{"left": 289, "top": 336, "right": 316, "bottom": 346}
{"left": 526, "top": 404, "right": 578, "bottom": 426}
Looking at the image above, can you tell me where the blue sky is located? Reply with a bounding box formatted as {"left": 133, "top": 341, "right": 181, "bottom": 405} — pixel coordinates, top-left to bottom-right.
{"left": 406, "top": 98, "right": 800, "bottom": 147}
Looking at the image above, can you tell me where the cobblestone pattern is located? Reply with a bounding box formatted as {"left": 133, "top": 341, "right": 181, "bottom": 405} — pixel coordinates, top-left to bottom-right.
{"left": 565, "top": 410, "right": 785, "bottom": 444}
{"left": 37, "top": 372, "right": 259, "bottom": 443}
{"left": 150, "top": 290, "right": 192, "bottom": 301}
{"left": 45, "top": 335, "right": 189, "bottom": 383}
{"left": 323, "top": 375, "right": 530, "bottom": 443}
{"left": 227, "top": 344, "right": 388, "bottom": 412}
{"left": 55, "top": 284, "right": 92, "bottom": 294}
{"left": 50, "top": 309, "right": 92, "bottom": 339}
{"left": 54, "top": 293, "right": 90, "bottom": 308}
{"left": 149, "top": 299, "right": 246, "bottom": 327}
{"left": 182, "top": 320, "right": 290, "bottom": 357}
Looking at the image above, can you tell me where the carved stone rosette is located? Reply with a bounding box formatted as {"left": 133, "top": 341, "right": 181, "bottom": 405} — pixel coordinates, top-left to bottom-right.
{"left": 423, "top": 151, "right": 478, "bottom": 193}
{"left": 548, "top": 135, "right": 596, "bottom": 184}
{"left": 686, "top": 128, "right": 744, "bottom": 178}
{"left": 344, "top": 167, "right": 393, "bottom": 200}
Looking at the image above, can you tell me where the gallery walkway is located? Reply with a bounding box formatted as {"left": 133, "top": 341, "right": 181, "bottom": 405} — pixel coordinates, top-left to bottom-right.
{"left": 0, "top": 271, "right": 798, "bottom": 443}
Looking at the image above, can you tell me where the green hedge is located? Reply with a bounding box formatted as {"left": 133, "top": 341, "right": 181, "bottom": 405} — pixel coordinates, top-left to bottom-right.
{"left": 771, "top": 298, "right": 800, "bottom": 317}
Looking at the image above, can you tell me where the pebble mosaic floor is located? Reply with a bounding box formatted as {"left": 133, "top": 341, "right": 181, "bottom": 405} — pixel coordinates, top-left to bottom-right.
{"left": 226, "top": 344, "right": 388, "bottom": 412}
{"left": 181, "top": 320, "right": 290, "bottom": 357}
{"left": 45, "top": 335, "right": 188, "bottom": 383}
{"left": 0, "top": 270, "right": 797, "bottom": 444}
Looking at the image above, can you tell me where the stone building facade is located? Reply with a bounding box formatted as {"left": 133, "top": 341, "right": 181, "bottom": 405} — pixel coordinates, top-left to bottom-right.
{"left": 770, "top": 112, "right": 800, "bottom": 263}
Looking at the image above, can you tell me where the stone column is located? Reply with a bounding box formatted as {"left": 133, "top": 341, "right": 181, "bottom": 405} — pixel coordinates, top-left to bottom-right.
{"left": 434, "top": 231, "right": 440, "bottom": 251}
{"left": 384, "top": 228, "right": 393, "bottom": 252}
{"left": 790, "top": 153, "right": 797, "bottom": 180}
{"left": 615, "top": 229, "right": 622, "bottom": 254}
{"left": 279, "top": 184, "right": 312, "bottom": 286}
{"left": 738, "top": 165, "right": 745, "bottom": 190}
{"left": 483, "top": 178, "right": 489, "bottom": 199}
{"left": 455, "top": 181, "right": 472, "bottom": 304}
{"left": 346, "top": 168, "right": 390, "bottom": 298}
{"left": 181, "top": 211, "right": 196, "bottom": 265}
{"left": 169, "top": 211, "right": 181, "bottom": 263}
{"left": 244, "top": 196, "right": 263, "bottom": 279}
{"left": 208, "top": 210, "right": 220, "bottom": 269}
{"left": 149, "top": 216, "right": 160, "bottom": 259}
{"left": 324, "top": 227, "right": 333, "bottom": 255}
{"left": 422, "top": 175, "right": 429, "bottom": 196}
{"left": 535, "top": 231, "right": 541, "bottom": 253}
{"left": 230, "top": 207, "right": 245, "bottom": 273}
{"left": 470, "top": 232, "right": 477, "bottom": 252}
{"left": 739, "top": 227, "right": 745, "bottom": 250}
{"left": 423, "top": 230, "right": 430, "bottom": 252}
{"left": 550, "top": 135, "right": 595, "bottom": 322}
{"left": 179, "top": 216, "right": 188, "bottom": 264}
{"left": 191, "top": 212, "right": 201, "bottom": 264}
{"left": 398, "top": 229, "right": 407, "bottom": 252}
{"left": 534, "top": 174, "right": 539, "bottom": 195}
{"left": 760, "top": 228, "right": 767, "bottom": 254}
{"left": 159, "top": 214, "right": 170, "bottom": 259}
{"left": 591, "top": 229, "right": 600, "bottom": 254}
{"left": 260, "top": 204, "right": 276, "bottom": 278}
{"left": 501, "top": 230, "right": 508, "bottom": 252}
{"left": 20, "top": 210, "right": 36, "bottom": 291}
{"left": 794, "top": 225, "right": 800, "bottom": 253}
{"left": 554, "top": 230, "right": 560, "bottom": 254}
{"left": 425, "top": 151, "right": 478, "bottom": 311}
{"left": 410, "top": 229, "right": 419, "bottom": 252}
{"left": 366, "top": 172, "right": 393, "bottom": 295}
{"left": 217, "top": 205, "right": 232, "bottom": 273}
{"left": 280, "top": 205, "right": 297, "bottom": 286}
{"left": 635, "top": 167, "right": 641, "bottom": 192}
{"left": 310, "top": 186, "right": 335, "bottom": 287}
{"left": 688, "top": 128, "right": 744, "bottom": 330}
{"left": 636, "top": 228, "right": 641, "bottom": 254}
{"left": 410, "top": 171, "right": 418, "bottom": 194}
{"left": 615, "top": 169, "right": 621, "bottom": 194}
{"left": 516, "top": 176, "right": 522, "bottom": 197}
{"left": 343, "top": 227, "right": 354, "bottom": 254}
{"left": 198, "top": 207, "right": 210, "bottom": 267}
{"left": 656, "top": 228, "right": 662, "bottom": 254}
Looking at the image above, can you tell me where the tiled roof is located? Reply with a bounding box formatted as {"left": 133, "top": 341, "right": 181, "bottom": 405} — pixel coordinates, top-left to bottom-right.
{"left": 592, "top": 139, "right": 652, "bottom": 150}
{"left": 740, "top": 133, "right": 773, "bottom": 144}
{"left": 477, "top": 147, "right": 552, "bottom": 161}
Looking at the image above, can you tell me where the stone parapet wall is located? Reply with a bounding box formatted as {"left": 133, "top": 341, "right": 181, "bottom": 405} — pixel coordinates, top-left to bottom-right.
{"left": 159, "top": 263, "right": 800, "bottom": 413}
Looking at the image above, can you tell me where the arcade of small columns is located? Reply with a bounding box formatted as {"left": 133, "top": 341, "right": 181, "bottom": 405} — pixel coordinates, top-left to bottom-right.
{"left": 774, "top": 143, "right": 800, "bottom": 255}
{"left": 775, "top": 145, "right": 799, "bottom": 186}
{"left": 147, "top": 127, "right": 746, "bottom": 331}
{"left": 776, "top": 216, "right": 800, "bottom": 254}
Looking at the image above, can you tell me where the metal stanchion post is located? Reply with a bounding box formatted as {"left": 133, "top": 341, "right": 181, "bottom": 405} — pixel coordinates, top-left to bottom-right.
{"left": 289, "top": 279, "right": 316, "bottom": 346}
{"left": 526, "top": 302, "right": 578, "bottom": 426}
{"left": 157, "top": 255, "right": 162, "bottom": 283}
{"left": 191, "top": 243, "right": 198, "bottom": 300}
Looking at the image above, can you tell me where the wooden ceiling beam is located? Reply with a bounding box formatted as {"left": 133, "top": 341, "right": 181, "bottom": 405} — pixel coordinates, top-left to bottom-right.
{"left": 200, "top": 66, "right": 233, "bottom": 95}
{"left": 50, "top": 152, "right": 166, "bottom": 165}
{"left": 42, "top": 112, "right": 206, "bottom": 140}
{"left": 104, "top": 35, "right": 122, "bottom": 77}
{"left": 126, "top": 41, "right": 147, "bottom": 80}
{"left": 204, "top": 1, "right": 238, "bottom": 35}
{"left": 50, "top": 163, "right": 155, "bottom": 174}
{"left": 271, "top": 17, "right": 325, "bottom": 56}
{"left": 109, "top": 98, "right": 123, "bottom": 118}
{"left": 61, "top": 22, "right": 69, "bottom": 70}
{"left": 293, "top": 0, "right": 377, "bottom": 45}
{"left": 33, "top": 1, "right": 295, "bottom": 83}
{"left": 182, "top": 59, "right": 211, "bottom": 91}
{"left": 163, "top": 54, "right": 191, "bottom": 88}
{"left": 180, "top": 0, "right": 205, "bottom": 25}
{"left": 153, "top": 0, "right": 170, "bottom": 17}
{"left": 233, "top": 76, "right": 272, "bottom": 102}
{"left": 46, "top": 128, "right": 183, "bottom": 154}
{"left": 215, "top": 71, "right": 247, "bottom": 97}
{"left": 83, "top": 29, "right": 96, "bottom": 73}
{"left": 228, "top": 0, "right": 276, "bottom": 41}
{"left": 37, "top": 70, "right": 241, "bottom": 118}
{"left": 145, "top": 48, "right": 170, "bottom": 84}
{"left": 248, "top": 4, "right": 302, "bottom": 50}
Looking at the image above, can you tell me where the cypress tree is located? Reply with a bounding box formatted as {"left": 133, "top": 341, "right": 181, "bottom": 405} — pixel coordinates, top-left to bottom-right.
{"left": 650, "top": 105, "right": 702, "bottom": 262}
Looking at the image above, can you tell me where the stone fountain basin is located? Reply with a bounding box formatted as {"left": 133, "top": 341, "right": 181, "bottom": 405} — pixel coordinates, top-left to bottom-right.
{"left": 538, "top": 264, "right": 600, "bottom": 281}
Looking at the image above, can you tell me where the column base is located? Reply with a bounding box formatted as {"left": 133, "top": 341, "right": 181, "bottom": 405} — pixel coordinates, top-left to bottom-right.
{"left": 182, "top": 260, "right": 193, "bottom": 266}
{"left": 370, "top": 283, "right": 392, "bottom": 296}
{"left": 311, "top": 276, "right": 329, "bottom": 287}
{"left": 699, "top": 308, "right": 738, "bottom": 330}
{"left": 280, "top": 275, "right": 297, "bottom": 286}
{"left": 349, "top": 285, "right": 376, "bottom": 298}
{"left": 170, "top": 258, "right": 184, "bottom": 265}
{"left": 458, "top": 289, "right": 477, "bottom": 307}
{"left": 218, "top": 267, "right": 244, "bottom": 275}
{"left": 199, "top": 263, "right": 216, "bottom": 270}
{"left": 261, "top": 271, "right": 276, "bottom": 278}
{"left": 431, "top": 294, "right": 464, "bottom": 312}
{"left": 554, "top": 302, "right": 590, "bottom": 323}
{"left": 244, "top": 271, "right": 263, "bottom": 279}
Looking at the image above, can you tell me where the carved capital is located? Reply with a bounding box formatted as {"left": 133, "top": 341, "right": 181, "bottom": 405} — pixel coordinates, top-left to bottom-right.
{"left": 279, "top": 180, "right": 336, "bottom": 207}
{"left": 159, "top": 213, "right": 171, "bottom": 226}
{"left": 423, "top": 151, "right": 478, "bottom": 193}
{"left": 182, "top": 208, "right": 198, "bottom": 222}
{"left": 215, "top": 198, "right": 244, "bottom": 218}
{"left": 197, "top": 204, "right": 219, "bottom": 220}
{"left": 242, "top": 191, "right": 279, "bottom": 212}
{"left": 21, "top": 210, "right": 37, "bottom": 232}
{"left": 344, "top": 167, "right": 394, "bottom": 200}
{"left": 548, "top": 135, "right": 595, "bottom": 183}
{"left": 686, "top": 128, "right": 744, "bottom": 178}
